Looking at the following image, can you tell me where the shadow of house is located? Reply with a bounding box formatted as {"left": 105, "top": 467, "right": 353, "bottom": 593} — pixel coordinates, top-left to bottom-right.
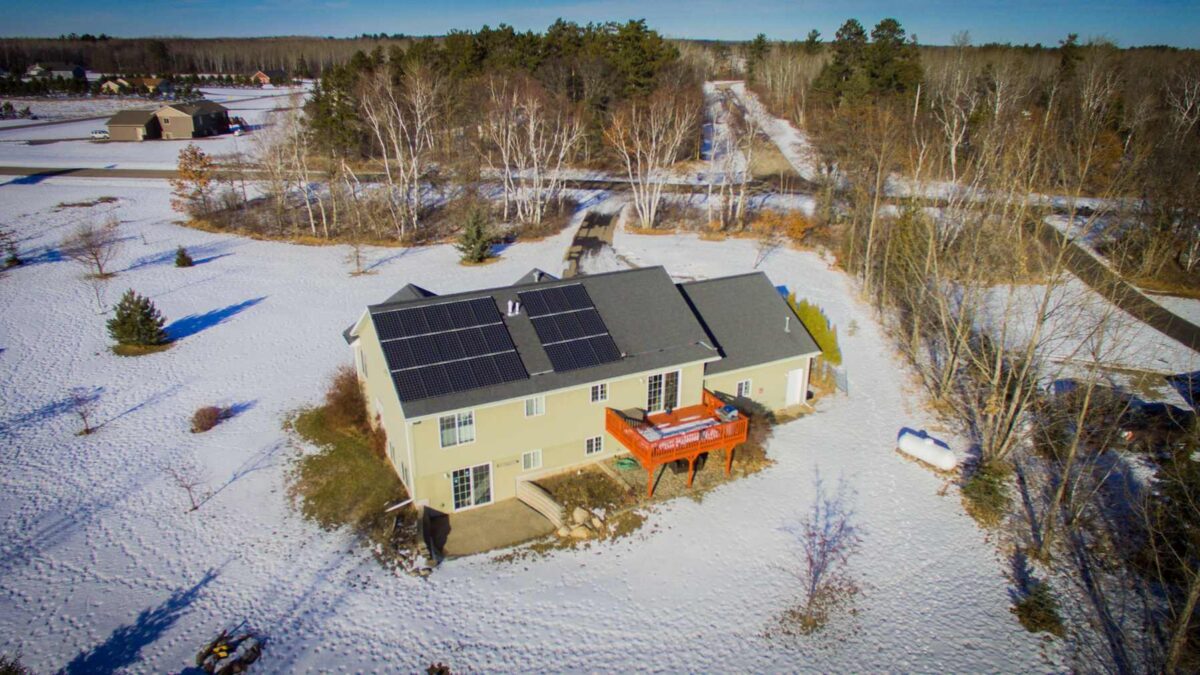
{"left": 166, "top": 297, "right": 265, "bottom": 341}
{"left": 61, "top": 569, "right": 218, "bottom": 674}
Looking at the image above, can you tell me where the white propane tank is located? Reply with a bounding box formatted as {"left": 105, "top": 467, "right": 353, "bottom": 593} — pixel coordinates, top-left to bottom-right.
{"left": 897, "top": 430, "right": 957, "bottom": 472}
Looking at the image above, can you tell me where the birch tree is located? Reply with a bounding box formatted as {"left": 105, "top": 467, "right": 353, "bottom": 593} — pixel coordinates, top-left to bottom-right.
{"left": 605, "top": 86, "right": 699, "bottom": 229}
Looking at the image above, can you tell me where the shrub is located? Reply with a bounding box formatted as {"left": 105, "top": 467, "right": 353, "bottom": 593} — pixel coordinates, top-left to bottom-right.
{"left": 4, "top": 245, "right": 19, "bottom": 268}
{"left": 323, "top": 365, "right": 367, "bottom": 432}
{"left": 175, "top": 246, "right": 194, "bottom": 267}
{"left": 191, "top": 406, "right": 224, "bottom": 432}
{"left": 107, "top": 289, "right": 168, "bottom": 346}
{"left": 455, "top": 207, "right": 493, "bottom": 264}
{"left": 0, "top": 653, "right": 30, "bottom": 675}
{"left": 961, "top": 463, "right": 1010, "bottom": 528}
{"left": 788, "top": 294, "right": 842, "bottom": 365}
{"left": 1012, "top": 582, "right": 1065, "bottom": 637}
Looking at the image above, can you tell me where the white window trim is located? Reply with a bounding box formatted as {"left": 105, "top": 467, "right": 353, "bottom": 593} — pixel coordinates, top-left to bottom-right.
{"left": 590, "top": 383, "right": 608, "bottom": 403}
{"left": 524, "top": 396, "right": 545, "bottom": 417}
{"left": 522, "top": 449, "right": 543, "bottom": 471}
{"left": 439, "top": 411, "right": 476, "bottom": 449}
{"left": 585, "top": 436, "right": 604, "bottom": 456}
{"left": 450, "top": 461, "right": 493, "bottom": 512}
{"left": 736, "top": 379, "right": 752, "bottom": 398}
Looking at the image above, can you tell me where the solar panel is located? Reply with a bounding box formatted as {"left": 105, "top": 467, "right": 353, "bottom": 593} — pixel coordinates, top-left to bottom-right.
{"left": 373, "top": 296, "right": 528, "bottom": 402}
{"left": 519, "top": 284, "right": 623, "bottom": 372}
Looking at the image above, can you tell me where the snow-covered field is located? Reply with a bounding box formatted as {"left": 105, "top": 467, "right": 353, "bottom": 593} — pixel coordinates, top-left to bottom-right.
{"left": 1149, "top": 293, "right": 1200, "bottom": 328}
{"left": 0, "top": 178, "right": 1060, "bottom": 671}
{"left": 0, "top": 96, "right": 147, "bottom": 122}
{"left": 0, "top": 88, "right": 304, "bottom": 167}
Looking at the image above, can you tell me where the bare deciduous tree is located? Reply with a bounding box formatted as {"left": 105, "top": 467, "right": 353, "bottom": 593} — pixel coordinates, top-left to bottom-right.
{"left": 164, "top": 458, "right": 211, "bottom": 512}
{"left": 60, "top": 216, "right": 122, "bottom": 278}
{"left": 605, "top": 86, "right": 699, "bottom": 229}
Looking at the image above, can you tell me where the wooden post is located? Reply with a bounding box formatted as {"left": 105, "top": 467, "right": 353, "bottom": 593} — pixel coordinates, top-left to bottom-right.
{"left": 687, "top": 456, "right": 696, "bottom": 488}
{"left": 725, "top": 446, "right": 734, "bottom": 475}
{"left": 646, "top": 465, "right": 655, "bottom": 499}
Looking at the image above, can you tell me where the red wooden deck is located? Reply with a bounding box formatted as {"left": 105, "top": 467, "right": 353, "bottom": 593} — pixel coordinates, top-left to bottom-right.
{"left": 605, "top": 390, "right": 750, "bottom": 497}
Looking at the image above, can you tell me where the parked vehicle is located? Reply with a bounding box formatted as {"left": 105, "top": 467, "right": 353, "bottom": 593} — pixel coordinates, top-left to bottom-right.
{"left": 90, "top": 129, "right": 109, "bottom": 140}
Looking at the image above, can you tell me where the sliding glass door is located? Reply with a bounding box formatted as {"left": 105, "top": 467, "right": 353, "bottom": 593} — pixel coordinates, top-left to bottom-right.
{"left": 647, "top": 370, "right": 681, "bottom": 412}
{"left": 451, "top": 463, "right": 492, "bottom": 510}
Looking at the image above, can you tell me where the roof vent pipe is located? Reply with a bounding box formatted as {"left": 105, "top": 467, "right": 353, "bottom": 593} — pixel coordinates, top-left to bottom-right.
{"left": 514, "top": 300, "right": 521, "bottom": 315}
{"left": 534, "top": 270, "right": 541, "bottom": 282}
{"left": 785, "top": 316, "right": 791, "bottom": 333}
{"left": 506, "top": 300, "right": 515, "bottom": 316}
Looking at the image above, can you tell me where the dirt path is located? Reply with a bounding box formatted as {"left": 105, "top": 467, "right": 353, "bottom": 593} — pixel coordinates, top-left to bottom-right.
{"left": 563, "top": 211, "right": 617, "bottom": 277}
{"left": 1031, "top": 220, "right": 1200, "bottom": 353}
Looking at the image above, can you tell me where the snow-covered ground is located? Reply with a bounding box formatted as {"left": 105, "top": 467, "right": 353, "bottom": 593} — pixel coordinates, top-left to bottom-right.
{"left": 727, "top": 81, "right": 821, "bottom": 183}
{"left": 0, "top": 88, "right": 304, "bottom": 167}
{"left": 0, "top": 179, "right": 1062, "bottom": 672}
{"left": 700, "top": 82, "right": 747, "bottom": 178}
{"left": 0, "top": 96, "right": 148, "bottom": 122}
{"left": 1149, "top": 293, "right": 1200, "bottom": 328}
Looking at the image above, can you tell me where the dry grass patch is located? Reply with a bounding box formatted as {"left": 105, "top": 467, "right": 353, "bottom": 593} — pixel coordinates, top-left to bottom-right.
{"left": 112, "top": 342, "right": 174, "bottom": 357}
{"left": 55, "top": 196, "right": 117, "bottom": 210}
{"left": 537, "top": 465, "right": 633, "bottom": 515}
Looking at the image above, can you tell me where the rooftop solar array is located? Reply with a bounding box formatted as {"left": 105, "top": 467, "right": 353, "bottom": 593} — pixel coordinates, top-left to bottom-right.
{"left": 374, "top": 298, "right": 528, "bottom": 401}
{"left": 519, "top": 284, "right": 622, "bottom": 372}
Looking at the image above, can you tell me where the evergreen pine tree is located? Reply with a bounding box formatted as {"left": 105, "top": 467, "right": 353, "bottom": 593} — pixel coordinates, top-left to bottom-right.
{"left": 107, "top": 289, "right": 168, "bottom": 346}
{"left": 175, "top": 246, "right": 194, "bottom": 267}
{"left": 455, "top": 208, "right": 493, "bottom": 263}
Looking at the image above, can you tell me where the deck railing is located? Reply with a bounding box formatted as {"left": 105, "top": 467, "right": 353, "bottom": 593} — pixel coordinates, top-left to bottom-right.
{"left": 604, "top": 391, "right": 749, "bottom": 467}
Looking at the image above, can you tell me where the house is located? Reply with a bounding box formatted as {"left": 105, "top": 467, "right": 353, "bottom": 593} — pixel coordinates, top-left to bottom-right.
{"left": 105, "top": 109, "right": 161, "bottom": 141}
{"left": 251, "top": 69, "right": 288, "bottom": 85}
{"left": 26, "top": 62, "right": 85, "bottom": 79}
{"left": 133, "top": 77, "right": 172, "bottom": 95}
{"left": 345, "top": 267, "right": 821, "bottom": 515}
{"left": 99, "top": 78, "right": 131, "bottom": 94}
{"left": 156, "top": 100, "right": 230, "bottom": 139}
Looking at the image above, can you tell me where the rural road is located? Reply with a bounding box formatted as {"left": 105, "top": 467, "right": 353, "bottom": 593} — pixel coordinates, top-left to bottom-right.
{"left": 2, "top": 162, "right": 1196, "bottom": 358}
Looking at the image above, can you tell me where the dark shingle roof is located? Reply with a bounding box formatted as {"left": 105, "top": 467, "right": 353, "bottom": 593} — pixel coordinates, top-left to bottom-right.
{"left": 677, "top": 272, "right": 821, "bottom": 375}
{"left": 161, "top": 100, "right": 227, "bottom": 116}
{"left": 106, "top": 109, "right": 158, "bottom": 126}
{"left": 367, "top": 266, "right": 718, "bottom": 418}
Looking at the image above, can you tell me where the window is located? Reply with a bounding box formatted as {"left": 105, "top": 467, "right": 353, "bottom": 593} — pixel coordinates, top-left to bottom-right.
{"left": 451, "top": 463, "right": 492, "bottom": 510}
{"left": 439, "top": 411, "right": 475, "bottom": 448}
{"left": 524, "top": 396, "right": 545, "bottom": 417}
{"left": 522, "top": 449, "right": 542, "bottom": 471}
{"left": 590, "top": 383, "right": 608, "bottom": 403}
{"left": 585, "top": 436, "right": 603, "bottom": 455}
{"left": 647, "top": 370, "right": 680, "bottom": 412}
{"left": 736, "top": 379, "right": 752, "bottom": 398}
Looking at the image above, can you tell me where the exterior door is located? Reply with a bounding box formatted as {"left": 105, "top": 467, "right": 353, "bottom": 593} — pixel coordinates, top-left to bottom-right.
{"left": 451, "top": 463, "right": 492, "bottom": 511}
{"left": 786, "top": 368, "right": 804, "bottom": 406}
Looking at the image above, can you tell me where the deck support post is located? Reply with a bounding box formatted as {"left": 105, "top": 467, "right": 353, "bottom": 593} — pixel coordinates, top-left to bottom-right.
{"left": 686, "top": 456, "right": 696, "bottom": 488}
{"left": 646, "top": 465, "right": 655, "bottom": 499}
{"left": 725, "top": 446, "right": 734, "bottom": 475}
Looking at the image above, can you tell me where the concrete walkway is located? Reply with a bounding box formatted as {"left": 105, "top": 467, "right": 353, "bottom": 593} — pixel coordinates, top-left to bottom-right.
{"left": 432, "top": 499, "right": 555, "bottom": 558}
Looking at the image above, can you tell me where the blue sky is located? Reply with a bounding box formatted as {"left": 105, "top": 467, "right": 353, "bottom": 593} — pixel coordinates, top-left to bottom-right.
{"left": 5, "top": 0, "right": 1198, "bottom": 47}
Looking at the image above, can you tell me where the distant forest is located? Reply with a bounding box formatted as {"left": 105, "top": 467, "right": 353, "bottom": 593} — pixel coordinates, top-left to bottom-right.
{"left": 2, "top": 27, "right": 1193, "bottom": 78}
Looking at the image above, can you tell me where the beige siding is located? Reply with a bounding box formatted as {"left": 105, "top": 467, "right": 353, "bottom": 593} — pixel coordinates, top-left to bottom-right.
{"left": 406, "top": 361, "right": 709, "bottom": 512}
{"left": 352, "top": 318, "right": 412, "bottom": 491}
{"left": 703, "top": 355, "right": 815, "bottom": 413}
{"left": 157, "top": 109, "right": 195, "bottom": 139}
{"left": 108, "top": 126, "right": 143, "bottom": 142}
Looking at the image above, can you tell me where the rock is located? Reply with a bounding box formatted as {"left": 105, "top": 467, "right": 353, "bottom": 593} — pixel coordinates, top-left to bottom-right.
{"left": 591, "top": 516, "right": 604, "bottom": 531}
{"left": 556, "top": 525, "right": 571, "bottom": 537}
{"left": 572, "top": 507, "right": 590, "bottom": 525}
{"left": 569, "top": 525, "right": 591, "bottom": 539}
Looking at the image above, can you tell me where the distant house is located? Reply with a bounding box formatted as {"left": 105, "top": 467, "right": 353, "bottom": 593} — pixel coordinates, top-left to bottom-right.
{"left": 99, "top": 78, "right": 131, "bottom": 94}
{"left": 104, "top": 100, "right": 229, "bottom": 141}
{"left": 27, "top": 62, "right": 85, "bottom": 79}
{"left": 251, "top": 69, "right": 288, "bottom": 85}
{"left": 156, "top": 100, "right": 230, "bottom": 139}
{"left": 132, "top": 77, "right": 172, "bottom": 95}
{"left": 105, "top": 109, "right": 161, "bottom": 142}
